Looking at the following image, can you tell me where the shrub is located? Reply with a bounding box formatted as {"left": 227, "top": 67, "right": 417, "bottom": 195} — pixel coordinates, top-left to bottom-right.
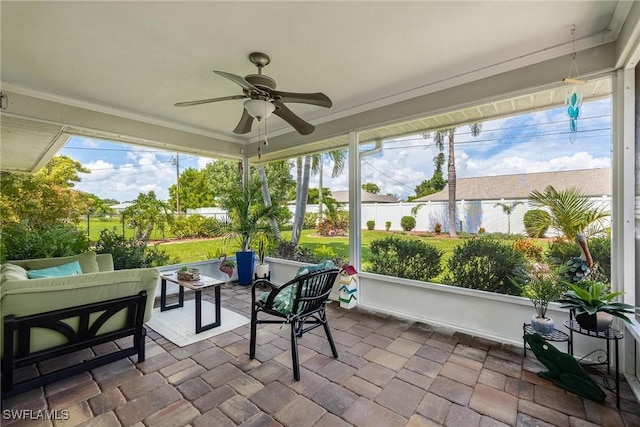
{"left": 478, "top": 227, "right": 486, "bottom": 234}
{"left": 94, "top": 229, "right": 172, "bottom": 270}
{"left": 303, "top": 212, "right": 319, "bottom": 229}
{"left": 274, "top": 241, "right": 318, "bottom": 263}
{"left": 1, "top": 221, "right": 90, "bottom": 262}
{"left": 369, "top": 236, "right": 443, "bottom": 281}
{"left": 512, "top": 239, "right": 543, "bottom": 262}
{"left": 545, "top": 235, "right": 611, "bottom": 283}
{"left": 366, "top": 220, "right": 375, "bottom": 230}
{"left": 401, "top": 216, "right": 416, "bottom": 232}
{"left": 523, "top": 209, "right": 551, "bottom": 238}
{"left": 385, "top": 221, "right": 391, "bottom": 231}
{"left": 445, "top": 238, "right": 528, "bottom": 295}
{"left": 434, "top": 223, "right": 442, "bottom": 234}
{"left": 169, "top": 214, "right": 207, "bottom": 238}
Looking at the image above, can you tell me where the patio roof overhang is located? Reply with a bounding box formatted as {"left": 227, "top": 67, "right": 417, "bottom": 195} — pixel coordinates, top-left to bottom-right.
{"left": 1, "top": 1, "right": 638, "bottom": 172}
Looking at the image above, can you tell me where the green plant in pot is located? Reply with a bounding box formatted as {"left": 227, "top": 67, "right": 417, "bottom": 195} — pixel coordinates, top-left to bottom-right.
{"left": 558, "top": 280, "right": 635, "bottom": 332}
{"left": 523, "top": 264, "right": 566, "bottom": 334}
{"left": 254, "top": 235, "right": 271, "bottom": 279}
{"left": 210, "top": 179, "right": 280, "bottom": 286}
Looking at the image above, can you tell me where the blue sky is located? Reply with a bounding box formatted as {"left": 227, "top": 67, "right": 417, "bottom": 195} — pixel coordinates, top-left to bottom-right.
{"left": 61, "top": 98, "right": 611, "bottom": 203}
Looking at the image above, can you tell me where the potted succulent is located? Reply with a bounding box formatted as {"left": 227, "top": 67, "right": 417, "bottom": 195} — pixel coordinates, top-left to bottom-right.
{"left": 210, "top": 179, "right": 280, "bottom": 286}
{"left": 254, "top": 235, "right": 270, "bottom": 279}
{"left": 177, "top": 266, "right": 200, "bottom": 281}
{"left": 523, "top": 264, "right": 566, "bottom": 334}
{"left": 558, "top": 280, "right": 635, "bottom": 332}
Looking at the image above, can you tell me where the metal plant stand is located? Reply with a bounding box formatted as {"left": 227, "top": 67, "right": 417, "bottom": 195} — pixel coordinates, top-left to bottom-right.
{"left": 522, "top": 323, "right": 570, "bottom": 357}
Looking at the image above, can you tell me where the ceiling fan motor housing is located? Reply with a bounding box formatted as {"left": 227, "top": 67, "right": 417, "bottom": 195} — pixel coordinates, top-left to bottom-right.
{"left": 245, "top": 74, "right": 277, "bottom": 91}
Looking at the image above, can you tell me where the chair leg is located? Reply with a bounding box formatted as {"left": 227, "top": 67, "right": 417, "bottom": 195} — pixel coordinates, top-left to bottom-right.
{"left": 291, "top": 321, "right": 301, "bottom": 381}
{"left": 321, "top": 312, "right": 339, "bottom": 359}
{"left": 249, "top": 309, "right": 257, "bottom": 360}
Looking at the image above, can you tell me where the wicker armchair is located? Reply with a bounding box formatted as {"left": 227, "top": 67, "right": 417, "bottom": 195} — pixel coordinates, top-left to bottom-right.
{"left": 250, "top": 267, "right": 340, "bottom": 380}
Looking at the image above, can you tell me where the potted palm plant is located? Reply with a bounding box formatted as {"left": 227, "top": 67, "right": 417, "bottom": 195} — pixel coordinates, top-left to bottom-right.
{"left": 523, "top": 264, "right": 566, "bottom": 334}
{"left": 211, "top": 179, "right": 280, "bottom": 286}
{"left": 558, "top": 280, "right": 635, "bottom": 332}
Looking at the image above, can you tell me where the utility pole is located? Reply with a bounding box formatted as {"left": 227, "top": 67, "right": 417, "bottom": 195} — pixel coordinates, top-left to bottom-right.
{"left": 171, "top": 154, "right": 180, "bottom": 213}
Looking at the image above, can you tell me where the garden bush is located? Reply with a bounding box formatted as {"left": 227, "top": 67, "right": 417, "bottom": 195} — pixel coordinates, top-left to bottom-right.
{"left": 366, "top": 220, "right": 375, "bottom": 230}
{"left": 385, "top": 221, "right": 391, "bottom": 231}
{"left": 401, "top": 216, "right": 416, "bottom": 232}
{"left": 1, "top": 220, "right": 90, "bottom": 262}
{"left": 512, "top": 239, "right": 543, "bottom": 262}
{"left": 434, "top": 223, "right": 442, "bottom": 234}
{"left": 169, "top": 214, "right": 207, "bottom": 238}
{"left": 523, "top": 209, "right": 551, "bottom": 238}
{"left": 545, "top": 235, "right": 611, "bottom": 283}
{"left": 95, "top": 229, "right": 172, "bottom": 270}
{"left": 445, "top": 238, "right": 528, "bottom": 295}
{"left": 303, "top": 212, "right": 319, "bottom": 229}
{"left": 368, "top": 236, "right": 443, "bottom": 281}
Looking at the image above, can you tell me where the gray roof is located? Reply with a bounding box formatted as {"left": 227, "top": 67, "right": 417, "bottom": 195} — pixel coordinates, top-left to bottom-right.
{"left": 332, "top": 190, "right": 400, "bottom": 203}
{"left": 414, "top": 168, "right": 611, "bottom": 202}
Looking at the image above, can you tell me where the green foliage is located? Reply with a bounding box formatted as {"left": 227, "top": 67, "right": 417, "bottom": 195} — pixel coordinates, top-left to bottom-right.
{"left": 410, "top": 152, "right": 447, "bottom": 200}
{"left": 366, "top": 220, "right": 375, "bottom": 230}
{"left": 529, "top": 186, "right": 610, "bottom": 239}
{"left": 494, "top": 201, "right": 523, "bottom": 234}
{"left": 313, "top": 245, "right": 337, "bottom": 261}
{"left": 1, "top": 220, "right": 90, "bottom": 262}
{"left": 369, "top": 236, "right": 443, "bottom": 281}
{"left": 169, "top": 214, "right": 207, "bottom": 238}
{"left": 545, "top": 236, "right": 611, "bottom": 283}
{"left": 303, "top": 212, "right": 319, "bottom": 229}
{"left": 523, "top": 264, "right": 567, "bottom": 318}
{"left": 445, "top": 238, "right": 528, "bottom": 295}
{"left": 434, "top": 223, "right": 442, "bottom": 234}
{"left": 274, "top": 241, "right": 318, "bottom": 263}
{"left": 361, "top": 182, "right": 381, "bottom": 194}
{"left": 523, "top": 209, "right": 551, "bottom": 238}
{"left": 95, "top": 229, "right": 172, "bottom": 270}
{"left": 401, "top": 216, "right": 416, "bottom": 231}
{"left": 316, "top": 198, "right": 348, "bottom": 236}
{"left": 123, "top": 191, "right": 173, "bottom": 241}
{"left": 168, "top": 167, "right": 216, "bottom": 212}
{"left": 558, "top": 281, "right": 635, "bottom": 323}
{"left": 385, "top": 221, "right": 391, "bottom": 231}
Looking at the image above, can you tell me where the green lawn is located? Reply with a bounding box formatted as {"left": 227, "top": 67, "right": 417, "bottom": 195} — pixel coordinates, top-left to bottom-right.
{"left": 82, "top": 217, "right": 174, "bottom": 242}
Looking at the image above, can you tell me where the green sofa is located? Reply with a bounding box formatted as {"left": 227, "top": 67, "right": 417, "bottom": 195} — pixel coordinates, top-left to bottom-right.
{"left": 1, "top": 252, "right": 159, "bottom": 398}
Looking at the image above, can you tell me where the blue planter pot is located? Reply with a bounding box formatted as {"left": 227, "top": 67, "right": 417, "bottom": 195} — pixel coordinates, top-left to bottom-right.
{"left": 236, "top": 250, "right": 255, "bottom": 286}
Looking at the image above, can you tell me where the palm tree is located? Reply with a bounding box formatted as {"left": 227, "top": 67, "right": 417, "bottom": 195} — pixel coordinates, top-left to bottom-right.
{"left": 257, "top": 164, "right": 281, "bottom": 239}
{"left": 290, "top": 149, "right": 347, "bottom": 246}
{"left": 529, "top": 186, "right": 610, "bottom": 240}
{"left": 494, "top": 201, "right": 523, "bottom": 235}
{"left": 433, "top": 124, "right": 481, "bottom": 237}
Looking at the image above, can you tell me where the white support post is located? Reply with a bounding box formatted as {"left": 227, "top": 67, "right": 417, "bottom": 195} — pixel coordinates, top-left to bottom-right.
{"left": 348, "top": 131, "right": 361, "bottom": 272}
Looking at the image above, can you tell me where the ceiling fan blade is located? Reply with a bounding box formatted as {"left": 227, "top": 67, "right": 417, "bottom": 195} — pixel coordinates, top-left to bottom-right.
{"left": 174, "top": 95, "right": 246, "bottom": 107}
{"left": 233, "top": 108, "right": 254, "bottom": 134}
{"left": 214, "top": 71, "right": 263, "bottom": 93}
{"left": 271, "top": 91, "right": 332, "bottom": 108}
{"left": 273, "top": 101, "right": 315, "bottom": 135}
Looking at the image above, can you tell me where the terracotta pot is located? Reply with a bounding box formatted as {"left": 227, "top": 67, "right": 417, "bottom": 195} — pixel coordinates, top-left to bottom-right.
{"left": 575, "top": 312, "right": 613, "bottom": 332}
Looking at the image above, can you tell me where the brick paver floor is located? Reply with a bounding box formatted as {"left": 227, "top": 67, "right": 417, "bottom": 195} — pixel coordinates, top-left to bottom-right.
{"left": 3, "top": 282, "right": 640, "bottom": 426}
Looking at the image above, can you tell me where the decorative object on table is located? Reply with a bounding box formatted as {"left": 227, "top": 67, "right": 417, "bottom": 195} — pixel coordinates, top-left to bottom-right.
{"left": 254, "top": 235, "right": 270, "bottom": 279}
{"left": 563, "top": 234, "right": 593, "bottom": 283}
{"left": 338, "top": 263, "right": 358, "bottom": 309}
{"left": 177, "top": 266, "right": 200, "bottom": 281}
{"left": 523, "top": 333, "right": 605, "bottom": 402}
{"left": 209, "top": 179, "right": 280, "bottom": 286}
{"left": 558, "top": 280, "right": 635, "bottom": 332}
{"left": 562, "top": 25, "right": 584, "bottom": 143}
{"left": 218, "top": 254, "right": 235, "bottom": 281}
{"left": 523, "top": 263, "right": 566, "bottom": 334}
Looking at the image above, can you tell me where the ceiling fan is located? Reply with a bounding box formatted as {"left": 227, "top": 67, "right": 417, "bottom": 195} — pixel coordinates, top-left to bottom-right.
{"left": 175, "top": 52, "right": 332, "bottom": 136}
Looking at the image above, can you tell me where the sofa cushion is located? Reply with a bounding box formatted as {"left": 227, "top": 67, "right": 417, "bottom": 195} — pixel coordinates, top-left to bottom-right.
{"left": 26, "top": 261, "right": 83, "bottom": 279}
{"left": 1, "top": 263, "right": 29, "bottom": 282}
{"left": 12, "top": 252, "right": 100, "bottom": 274}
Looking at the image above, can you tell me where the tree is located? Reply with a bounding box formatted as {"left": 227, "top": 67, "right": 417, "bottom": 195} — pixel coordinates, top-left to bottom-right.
{"left": 410, "top": 152, "right": 447, "bottom": 200}
{"left": 123, "top": 191, "right": 173, "bottom": 240}
{"left": 529, "top": 186, "right": 610, "bottom": 240}
{"left": 291, "top": 149, "right": 347, "bottom": 246}
{"left": 362, "top": 183, "right": 381, "bottom": 194}
{"left": 494, "top": 201, "right": 523, "bottom": 235}
{"left": 168, "top": 167, "right": 216, "bottom": 211}
{"left": 433, "top": 124, "right": 481, "bottom": 237}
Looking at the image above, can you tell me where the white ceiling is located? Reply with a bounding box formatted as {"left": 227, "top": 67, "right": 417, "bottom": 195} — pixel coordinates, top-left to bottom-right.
{"left": 1, "top": 1, "right": 638, "bottom": 170}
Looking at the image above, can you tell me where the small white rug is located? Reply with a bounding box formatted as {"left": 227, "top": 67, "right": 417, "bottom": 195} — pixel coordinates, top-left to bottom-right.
{"left": 146, "top": 300, "right": 249, "bottom": 347}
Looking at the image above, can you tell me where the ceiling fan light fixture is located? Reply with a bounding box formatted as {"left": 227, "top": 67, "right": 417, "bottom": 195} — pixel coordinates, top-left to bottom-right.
{"left": 244, "top": 99, "right": 275, "bottom": 120}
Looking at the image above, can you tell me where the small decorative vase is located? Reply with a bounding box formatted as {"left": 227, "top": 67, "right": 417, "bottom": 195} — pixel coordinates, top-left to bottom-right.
{"left": 531, "top": 315, "right": 554, "bottom": 335}
{"left": 575, "top": 312, "right": 613, "bottom": 332}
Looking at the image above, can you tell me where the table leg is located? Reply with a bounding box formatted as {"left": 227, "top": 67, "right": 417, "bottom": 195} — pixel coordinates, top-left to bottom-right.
{"left": 195, "top": 286, "right": 221, "bottom": 333}
{"left": 161, "top": 279, "right": 185, "bottom": 311}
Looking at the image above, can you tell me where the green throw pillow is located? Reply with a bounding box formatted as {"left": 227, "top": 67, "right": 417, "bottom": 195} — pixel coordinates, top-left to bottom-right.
{"left": 1, "top": 263, "right": 29, "bottom": 282}
{"left": 26, "top": 261, "right": 83, "bottom": 279}
{"left": 260, "top": 287, "right": 294, "bottom": 315}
